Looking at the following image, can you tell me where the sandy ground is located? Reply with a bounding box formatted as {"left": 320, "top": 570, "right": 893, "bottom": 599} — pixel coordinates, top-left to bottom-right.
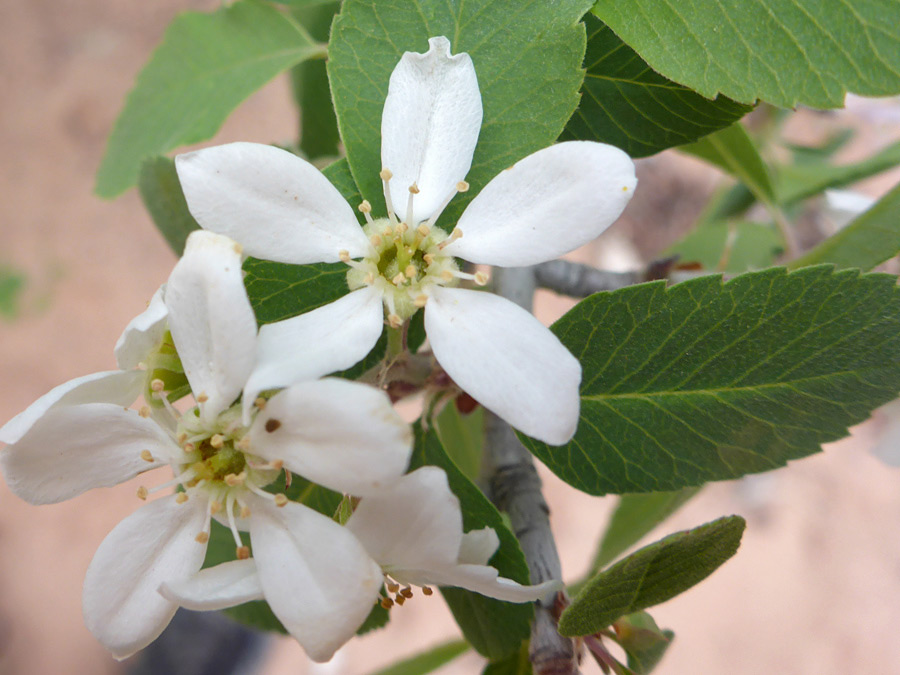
{"left": 2, "top": 2, "right": 900, "bottom": 674}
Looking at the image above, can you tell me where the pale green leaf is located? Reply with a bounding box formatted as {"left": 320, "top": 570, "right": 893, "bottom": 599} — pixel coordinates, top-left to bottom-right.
{"left": 328, "top": 0, "right": 591, "bottom": 227}
{"left": 559, "top": 516, "right": 745, "bottom": 636}
{"left": 434, "top": 403, "right": 484, "bottom": 483}
{"left": 368, "top": 640, "right": 469, "bottom": 675}
{"left": 615, "top": 612, "right": 674, "bottom": 674}
{"left": 790, "top": 182, "right": 900, "bottom": 271}
{"left": 563, "top": 15, "right": 751, "bottom": 157}
{"left": 592, "top": 0, "right": 900, "bottom": 109}
{"left": 666, "top": 221, "right": 784, "bottom": 273}
{"left": 138, "top": 156, "right": 200, "bottom": 255}
{"left": 96, "top": 0, "right": 322, "bottom": 198}
{"left": 521, "top": 266, "right": 900, "bottom": 495}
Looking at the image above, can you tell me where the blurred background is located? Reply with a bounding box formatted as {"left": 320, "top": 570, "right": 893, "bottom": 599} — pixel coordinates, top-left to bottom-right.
{"left": 2, "top": 1, "right": 900, "bottom": 673}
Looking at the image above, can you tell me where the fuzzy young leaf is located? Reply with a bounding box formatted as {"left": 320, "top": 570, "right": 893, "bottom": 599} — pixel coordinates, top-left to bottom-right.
{"left": 328, "top": 0, "right": 591, "bottom": 227}
{"left": 138, "top": 156, "right": 200, "bottom": 255}
{"left": 96, "top": 0, "right": 322, "bottom": 198}
{"left": 521, "top": 266, "right": 900, "bottom": 495}
{"left": 559, "top": 516, "right": 745, "bottom": 636}
{"left": 368, "top": 640, "right": 469, "bottom": 675}
{"left": 410, "top": 427, "right": 534, "bottom": 659}
{"left": 592, "top": 0, "right": 900, "bottom": 109}
{"left": 615, "top": 612, "right": 674, "bottom": 674}
{"left": 563, "top": 15, "right": 750, "bottom": 157}
{"left": 790, "top": 182, "right": 900, "bottom": 272}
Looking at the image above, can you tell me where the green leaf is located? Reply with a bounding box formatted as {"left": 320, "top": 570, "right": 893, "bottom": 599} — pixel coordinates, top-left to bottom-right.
{"left": 0, "top": 265, "right": 25, "bottom": 320}
{"left": 614, "top": 612, "right": 674, "bottom": 675}
{"left": 96, "top": 0, "right": 323, "bottom": 198}
{"left": 591, "top": 489, "right": 699, "bottom": 572}
{"left": 775, "top": 141, "right": 900, "bottom": 205}
{"left": 680, "top": 124, "right": 776, "bottom": 205}
{"left": 410, "top": 426, "right": 534, "bottom": 659}
{"left": 138, "top": 156, "right": 200, "bottom": 255}
{"left": 666, "top": 221, "right": 784, "bottom": 273}
{"left": 290, "top": 2, "right": 342, "bottom": 160}
{"left": 434, "top": 404, "right": 484, "bottom": 483}
{"left": 482, "top": 642, "right": 532, "bottom": 675}
{"left": 789, "top": 182, "right": 900, "bottom": 272}
{"left": 367, "top": 640, "right": 469, "bottom": 675}
{"left": 328, "top": 0, "right": 591, "bottom": 227}
{"left": 592, "top": 0, "right": 900, "bottom": 109}
{"left": 563, "top": 15, "right": 751, "bottom": 157}
{"left": 521, "top": 266, "right": 900, "bottom": 495}
{"left": 559, "top": 516, "right": 745, "bottom": 636}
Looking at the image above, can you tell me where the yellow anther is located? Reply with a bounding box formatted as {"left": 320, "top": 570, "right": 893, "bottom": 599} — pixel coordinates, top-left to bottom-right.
{"left": 386, "top": 581, "right": 400, "bottom": 593}
{"left": 224, "top": 473, "right": 243, "bottom": 487}
{"left": 395, "top": 595, "right": 406, "bottom": 606}
{"left": 339, "top": 250, "right": 351, "bottom": 263}
{"left": 197, "top": 392, "right": 209, "bottom": 403}
{"left": 185, "top": 478, "right": 200, "bottom": 488}
{"left": 237, "top": 437, "right": 251, "bottom": 451}
{"left": 380, "top": 597, "right": 394, "bottom": 609}
{"left": 236, "top": 546, "right": 251, "bottom": 560}
{"left": 240, "top": 505, "right": 251, "bottom": 519}
{"left": 474, "top": 271, "right": 490, "bottom": 286}
{"left": 370, "top": 234, "right": 383, "bottom": 248}
{"left": 139, "top": 406, "right": 151, "bottom": 418}
{"left": 210, "top": 501, "right": 223, "bottom": 515}
{"left": 274, "top": 494, "right": 289, "bottom": 507}
{"left": 423, "top": 253, "right": 435, "bottom": 265}
{"left": 392, "top": 272, "right": 406, "bottom": 285}
{"left": 183, "top": 442, "right": 195, "bottom": 453}
{"left": 422, "top": 586, "right": 433, "bottom": 596}
{"left": 416, "top": 224, "right": 430, "bottom": 237}
{"left": 140, "top": 450, "right": 154, "bottom": 463}
{"left": 364, "top": 272, "right": 376, "bottom": 285}
{"left": 400, "top": 587, "right": 413, "bottom": 599}
{"left": 396, "top": 222, "right": 409, "bottom": 235}
{"left": 413, "top": 295, "right": 428, "bottom": 308}
{"left": 136, "top": 486, "right": 148, "bottom": 500}
{"left": 150, "top": 379, "right": 165, "bottom": 392}
{"left": 233, "top": 242, "right": 244, "bottom": 255}
{"left": 175, "top": 493, "right": 189, "bottom": 504}
{"left": 358, "top": 200, "right": 372, "bottom": 213}
{"left": 388, "top": 314, "right": 402, "bottom": 328}
{"left": 195, "top": 532, "right": 210, "bottom": 544}
{"left": 441, "top": 270, "right": 454, "bottom": 282}
{"left": 380, "top": 168, "right": 393, "bottom": 181}
{"left": 408, "top": 183, "right": 420, "bottom": 194}
{"left": 177, "top": 432, "right": 188, "bottom": 444}
{"left": 456, "top": 180, "right": 469, "bottom": 193}
{"left": 254, "top": 397, "right": 267, "bottom": 409}
{"left": 622, "top": 185, "right": 629, "bottom": 192}
{"left": 210, "top": 434, "right": 225, "bottom": 449}
{"left": 404, "top": 264, "right": 417, "bottom": 279}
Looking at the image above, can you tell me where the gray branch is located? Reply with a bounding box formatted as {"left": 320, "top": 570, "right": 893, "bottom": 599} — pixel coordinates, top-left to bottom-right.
{"left": 534, "top": 257, "right": 678, "bottom": 298}
{"left": 484, "top": 266, "right": 579, "bottom": 675}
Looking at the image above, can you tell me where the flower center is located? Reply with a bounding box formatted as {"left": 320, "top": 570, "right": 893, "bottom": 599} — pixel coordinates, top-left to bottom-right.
{"left": 341, "top": 169, "right": 488, "bottom": 328}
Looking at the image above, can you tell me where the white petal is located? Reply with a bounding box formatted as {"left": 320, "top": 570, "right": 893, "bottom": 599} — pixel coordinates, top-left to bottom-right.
{"left": 249, "top": 378, "right": 412, "bottom": 496}
{"left": 249, "top": 499, "right": 383, "bottom": 663}
{"left": 165, "top": 230, "right": 257, "bottom": 422}
{"left": 407, "top": 563, "right": 563, "bottom": 603}
{"left": 346, "top": 467, "right": 462, "bottom": 569}
{"left": 458, "top": 527, "right": 500, "bottom": 565}
{"left": 83, "top": 495, "right": 209, "bottom": 659}
{"left": 1, "top": 404, "right": 176, "bottom": 505}
{"left": 160, "top": 559, "right": 264, "bottom": 611}
{"left": 443, "top": 141, "right": 636, "bottom": 266}
{"left": 176, "top": 142, "right": 368, "bottom": 263}
{"left": 425, "top": 287, "right": 581, "bottom": 445}
{"left": 114, "top": 285, "right": 168, "bottom": 370}
{"left": 0, "top": 370, "right": 144, "bottom": 444}
{"left": 242, "top": 288, "right": 384, "bottom": 421}
{"left": 381, "top": 36, "right": 482, "bottom": 224}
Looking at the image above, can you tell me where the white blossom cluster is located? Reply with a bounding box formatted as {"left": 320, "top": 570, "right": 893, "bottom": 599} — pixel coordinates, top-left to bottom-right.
{"left": 0, "top": 37, "right": 635, "bottom": 662}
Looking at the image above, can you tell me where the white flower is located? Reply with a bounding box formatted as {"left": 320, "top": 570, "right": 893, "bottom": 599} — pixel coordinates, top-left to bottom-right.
{"left": 161, "top": 466, "right": 560, "bottom": 628}
{"left": 175, "top": 36, "right": 637, "bottom": 446}
{"left": 0, "top": 230, "right": 413, "bottom": 662}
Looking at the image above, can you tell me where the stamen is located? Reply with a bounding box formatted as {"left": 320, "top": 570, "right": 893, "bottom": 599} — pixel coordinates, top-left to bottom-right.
{"left": 254, "top": 397, "right": 267, "bottom": 410}
{"left": 440, "top": 270, "right": 454, "bottom": 282}
{"left": 413, "top": 295, "right": 428, "bottom": 308}
{"left": 474, "top": 271, "right": 490, "bottom": 286}
{"left": 210, "top": 434, "right": 224, "bottom": 449}
{"left": 395, "top": 595, "right": 406, "bottom": 606}
{"left": 370, "top": 233, "right": 383, "bottom": 248}
{"left": 339, "top": 250, "right": 351, "bottom": 263}
{"left": 456, "top": 180, "right": 469, "bottom": 193}
{"left": 237, "top": 437, "right": 251, "bottom": 451}
{"left": 391, "top": 272, "right": 406, "bottom": 286}
{"left": 423, "top": 253, "right": 435, "bottom": 266}
{"left": 224, "top": 472, "right": 245, "bottom": 487}
{"left": 233, "top": 242, "right": 244, "bottom": 255}
{"left": 140, "top": 449, "right": 154, "bottom": 463}
{"left": 196, "top": 392, "right": 209, "bottom": 403}
{"left": 416, "top": 224, "right": 430, "bottom": 238}
{"left": 151, "top": 379, "right": 165, "bottom": 392}
{"left": 405, "top": 183, "right": 419, "bottom": 226}
{"left": 358, "top": 200, "right": 374, "bottom": 225}
{"left": 177, "top": 432, "right": 188, "bottom": 444}
{"left": 380, "top": 597, "right": 394, "bottom": 609}
{"left": 195, "top": 532, "right": 209, "bottom": 544}
{"left": 422, "top": 586, "right": 433, "bottom": 596}
{"left": 246, "top": 482, "right": 278, "bottom": 501}
{"left": 136, "top": 486, "right": 148, "bottom": 500}
{"left": 422, "top": 182, "right": 466, "bottom": 229}
{"left": 386, "top": 581, "right": 400, "bottom": 593}
{"left": 175, "top": 492, "right": 189, "bottom": 504}
{"left": 400, "top": 587, "right": 413, "bottom": 599}
{"left": 437, "top": 228, "right": 463, "bottom": 250}
{"left": 226, "top": 494, "right": 244, "bottom": 550}
{"left": 147, "top": 467, "right": 198, "bottom": 495}
{"left": 274, "top": 494, "right": 288, "bottom": 507}
{"left": 156, "top": 392, "right": 182, "bottom": 421}
{"left": 388, "top": 314, "right": 402, "bottom": 329}
{"left": 236, "top": 546, "right": 251, "bottom": 560}
{"left": 404, "top": 264, "right": 417, "bottom": 280}
{"left": 381, "top": 168, "right": 399, "bottom": 224}
{"left": 139, "top": 406, "right": 151, "bottom": 418}
{"left": 284, "top": 469, "right": 292, "bottom": 489}
{"left": 210, "top": 500, "right": 223, "bottom": 515}
{"left": 183, "top": 442, "right": 195, "bottom": 454}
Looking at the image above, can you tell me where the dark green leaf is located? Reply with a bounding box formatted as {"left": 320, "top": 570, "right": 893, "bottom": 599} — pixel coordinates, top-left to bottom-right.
{"left": 96, "top": 0, "right": 322, "bottom": 198}
{"left": 367, "top": 640, "right": 469, "bottom": 675}
{"left": 592, "top": 0, "right": 900, "bottom": 109}
{"left": 614, "top": 612, "right": 674, "bottom": 674}
{"left": 328, "top": 0, "right": 591, "bottom": 227}
{"left": 666, "top": 221, "right": 784, "bottom": 273}
{"left": 790, "top": 182, "right": 900, "bottom": 272}
{"left": 559, "top": 516, "right": 745, "bottom": 636}
{"left": 563, "top": 16, "right": 750, "bottom": 157}
{"left": 680, "top": 124, "right": 776, "bottom": 204}
{"left": 138, "top": 156, "right": 200, "bottom": 255}
{"left": 482, "top": 641, "right": 532, "bottom": 675}
{"left": 410, "top": 426, "right": 534, "bottom": 659}
{"left": 521, "top": 266, "right": 900, "bottom": 495}
{"left": 592, "top": 489, "right": 699, "bottom": 572}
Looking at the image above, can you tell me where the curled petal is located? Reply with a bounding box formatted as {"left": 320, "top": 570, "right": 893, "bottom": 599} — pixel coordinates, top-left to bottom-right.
{"left": 443, "top": 141, "right": 636, "bottom": 266}
{"left": 242, "top": 287, "right": 384, "bottom": 422}
{"left": 403, "top": 563, "right": 563, "bottom": 603}
{"left": 249, "top": 379, "right": 412, "bottom": 496}
{"left": 176, "top": 142, "right": 369, "bottom": 264}
{"left": 0, "top": 370, "right": 144, "bottom": 445}
{"left": 165, "top": 231, "right": 257, "bottom": 423}
{"left": 425, "top": 287, "right": 581, "bottom": 445}
{"left": 83, "top": 495, "right": 210, "bottom": 659}
{"left": 381, "top": 36, "right": 482, "bottom": 224}
{"left": 1, "top": 403, "right": 176, "bottom": 505}
{"left": 160, "top": 559, "right": 264, "bottom": 611}
{"left": 346, "top": 467, "right": 462, "bottom": 569}
{"left": 249, "top": 499, "right": 383, "bottom": 663}
{"left": 458, "top": 527, "right": 500, "bottom": 566}
{"left": 114, "top": 285, "right": 168, "bottom": 370}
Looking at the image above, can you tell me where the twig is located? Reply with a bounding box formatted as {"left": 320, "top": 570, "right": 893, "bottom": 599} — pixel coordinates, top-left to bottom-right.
{"left": 533, "top": 257, "right": 678, "bottom": 298}
{"left": 484, "top": 266, "right": 580, "bottom": 675}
